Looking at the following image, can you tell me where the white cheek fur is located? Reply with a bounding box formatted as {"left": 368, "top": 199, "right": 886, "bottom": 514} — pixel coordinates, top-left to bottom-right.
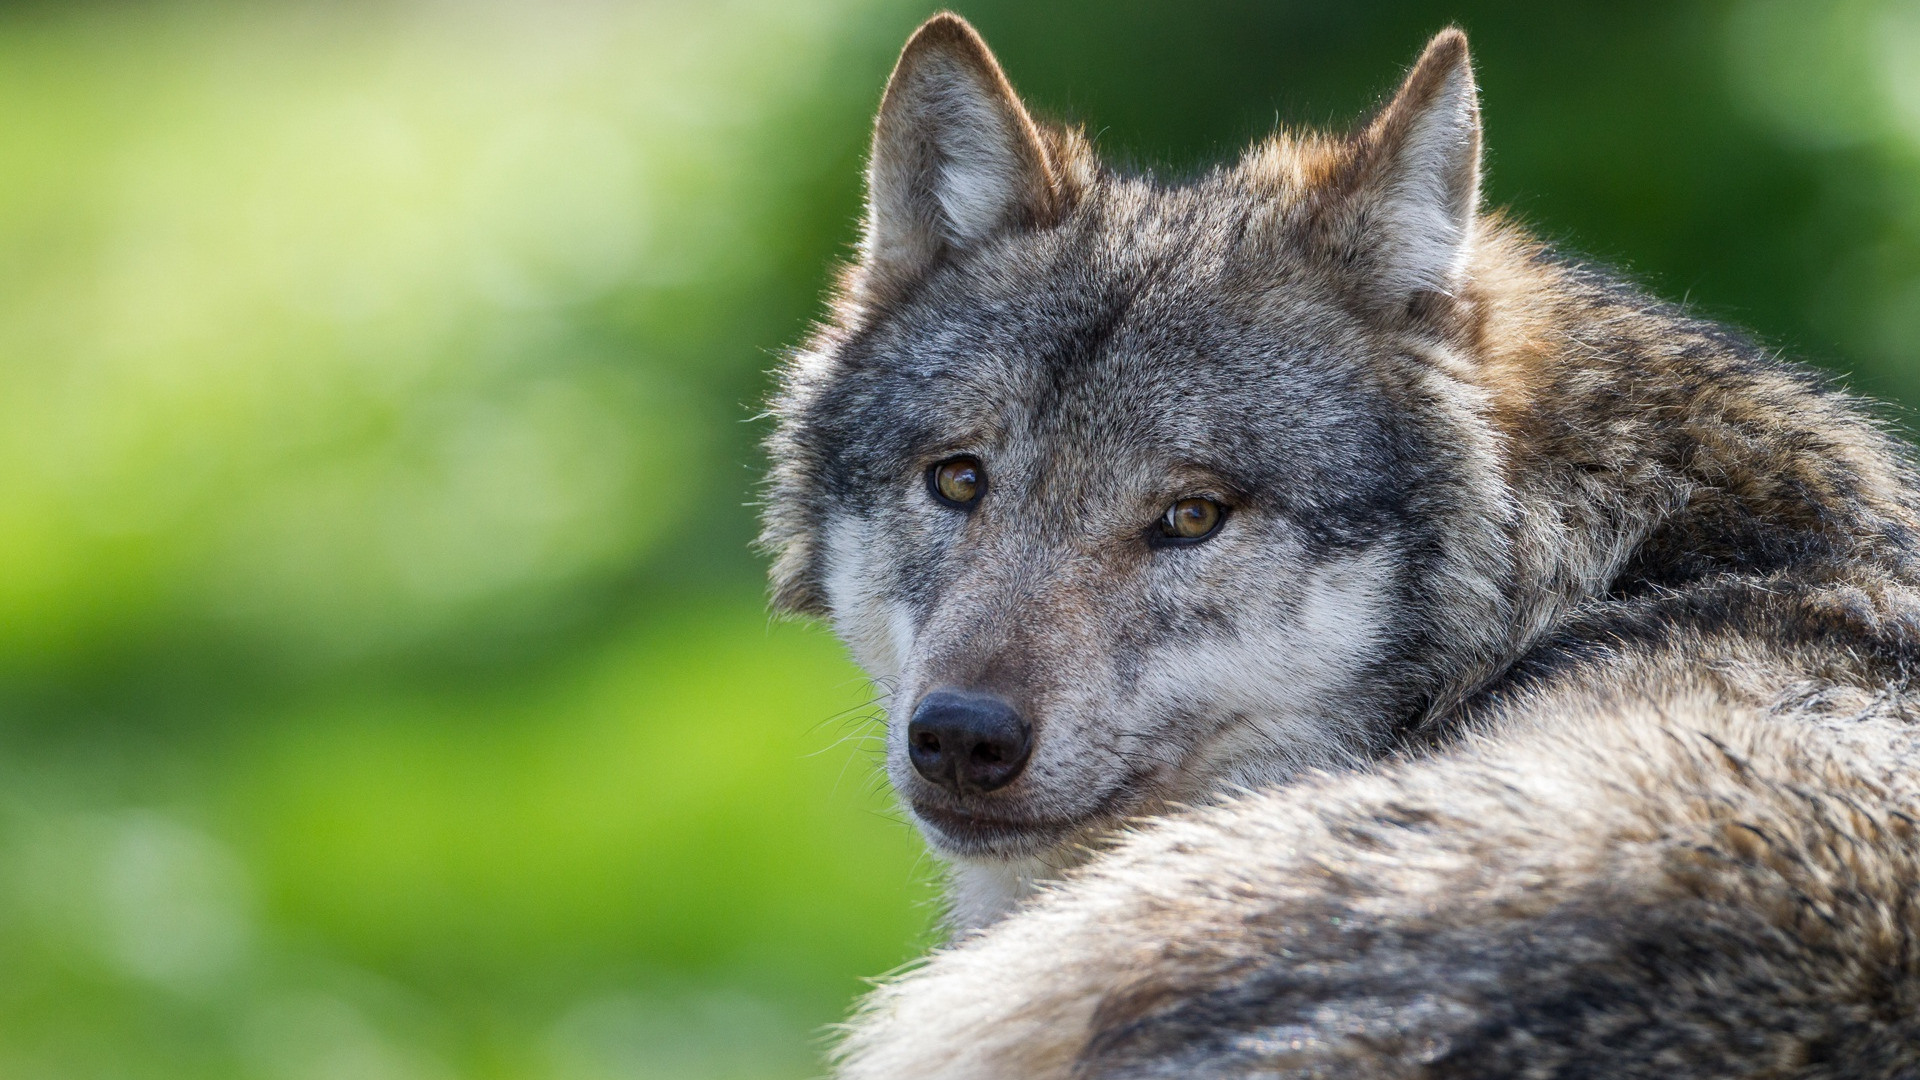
{"left": 821, "top": 515, "right": 918, "bottom": 682}
{"left": 1133, "top": 545, "right": 1398, "bottom": 789}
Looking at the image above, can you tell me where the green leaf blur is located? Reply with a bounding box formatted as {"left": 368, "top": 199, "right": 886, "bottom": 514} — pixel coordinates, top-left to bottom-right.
{"left": 2, "top": 1, "right": 1917, "bottom": 1076}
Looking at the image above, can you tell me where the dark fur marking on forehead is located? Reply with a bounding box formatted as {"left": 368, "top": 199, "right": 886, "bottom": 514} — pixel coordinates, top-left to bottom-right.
{"left": 1022, "top": 290, "right": 1134, "bottom": 440}
{"left": 1043, "top": 294, "right": 1130, "bottom": 374}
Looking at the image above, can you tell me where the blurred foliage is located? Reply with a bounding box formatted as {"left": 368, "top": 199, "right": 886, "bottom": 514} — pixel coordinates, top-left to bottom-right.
{"left": 1, "top": 0, "right": 1917, "bottom": 1077}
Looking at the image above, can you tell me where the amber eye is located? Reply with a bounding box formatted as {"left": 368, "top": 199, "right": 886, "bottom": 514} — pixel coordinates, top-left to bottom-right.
{"left": 928, "top": 456, "right": 985, "bottom": 508}
{"left": 1157, "top": 497, "right": 1224, "bottom": 544}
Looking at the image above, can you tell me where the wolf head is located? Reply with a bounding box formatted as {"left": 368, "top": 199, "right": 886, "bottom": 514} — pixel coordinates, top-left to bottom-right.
{"left": 763, "top": 15, "right": 1525, "bottom": 924}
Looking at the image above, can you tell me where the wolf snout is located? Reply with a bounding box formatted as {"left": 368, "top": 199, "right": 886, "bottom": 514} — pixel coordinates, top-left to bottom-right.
{"left": 906, "top": 690, "right": 1033, "bottom": 794}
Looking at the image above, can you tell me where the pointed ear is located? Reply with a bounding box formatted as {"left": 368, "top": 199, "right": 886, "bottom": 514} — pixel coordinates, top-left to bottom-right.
{"left": 857, "top": 14, "right": 1066, "bottom": 299}
{"left": 1348, "top": 29, "right": 1482, "bottom": 304}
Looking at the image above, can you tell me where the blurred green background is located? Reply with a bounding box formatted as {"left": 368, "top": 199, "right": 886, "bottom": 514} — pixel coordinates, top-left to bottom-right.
{"left": 2, "top": 0, "right": 1917, "bottom": 1076}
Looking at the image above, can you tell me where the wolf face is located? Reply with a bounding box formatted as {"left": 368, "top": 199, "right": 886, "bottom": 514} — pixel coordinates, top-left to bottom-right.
{"left": 764, "top": 17, "right": 1521, "bottom": 925}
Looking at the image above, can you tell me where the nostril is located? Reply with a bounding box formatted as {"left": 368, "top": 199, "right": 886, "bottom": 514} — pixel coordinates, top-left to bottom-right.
{"left": 906, "top": 690, "right": 1033, "bottom": 794}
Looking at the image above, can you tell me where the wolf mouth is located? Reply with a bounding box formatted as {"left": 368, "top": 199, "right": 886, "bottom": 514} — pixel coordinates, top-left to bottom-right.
{"left": 909, "top": 785, "right": 1142, "bottom": 858}
{"left": 909, "top": 803, "right": 1075, "bottom": 856}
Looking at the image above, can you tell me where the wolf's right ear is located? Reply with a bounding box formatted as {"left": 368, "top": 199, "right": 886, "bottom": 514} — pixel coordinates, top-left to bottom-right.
{"left": 856, "top": 14, "right": 1072, "bottom": 302}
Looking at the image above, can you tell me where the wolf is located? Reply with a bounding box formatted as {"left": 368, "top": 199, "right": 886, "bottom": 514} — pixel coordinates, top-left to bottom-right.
{"left": 761, "top": 12, "right": 1920, "bottom": 1077}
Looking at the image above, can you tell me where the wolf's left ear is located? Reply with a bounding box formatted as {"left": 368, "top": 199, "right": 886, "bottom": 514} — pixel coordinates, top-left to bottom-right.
{"left": 1347, "top": 29, "right": 1482, "bottom": 304}
{"left": 856, "top": 14, "right": 1071, "bottom": 301}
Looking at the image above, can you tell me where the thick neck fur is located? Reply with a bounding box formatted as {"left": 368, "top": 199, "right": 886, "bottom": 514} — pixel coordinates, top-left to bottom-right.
{"left": 1425, "top": 218, "right": 1920, "bottom": 720}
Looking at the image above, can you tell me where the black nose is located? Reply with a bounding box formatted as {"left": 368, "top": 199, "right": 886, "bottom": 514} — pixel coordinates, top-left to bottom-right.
{"left": 907, "top": 690, "right": 1033, "bottom": 794}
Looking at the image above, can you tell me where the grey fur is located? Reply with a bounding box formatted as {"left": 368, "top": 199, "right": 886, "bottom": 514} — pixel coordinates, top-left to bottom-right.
{"left": 761, "top": 14, "right": 1920, "bottom": 1076}
{"left": 837, "top": 686, "right": 1920, "bottom": 1079}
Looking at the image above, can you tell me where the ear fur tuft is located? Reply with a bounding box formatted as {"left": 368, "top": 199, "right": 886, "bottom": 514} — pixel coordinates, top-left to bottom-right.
{"left": 859, "top": 13, "right": 1068, "bottom": 300}
{"left": 1353, "top": 27, "right": 1482, "bottom": 303}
